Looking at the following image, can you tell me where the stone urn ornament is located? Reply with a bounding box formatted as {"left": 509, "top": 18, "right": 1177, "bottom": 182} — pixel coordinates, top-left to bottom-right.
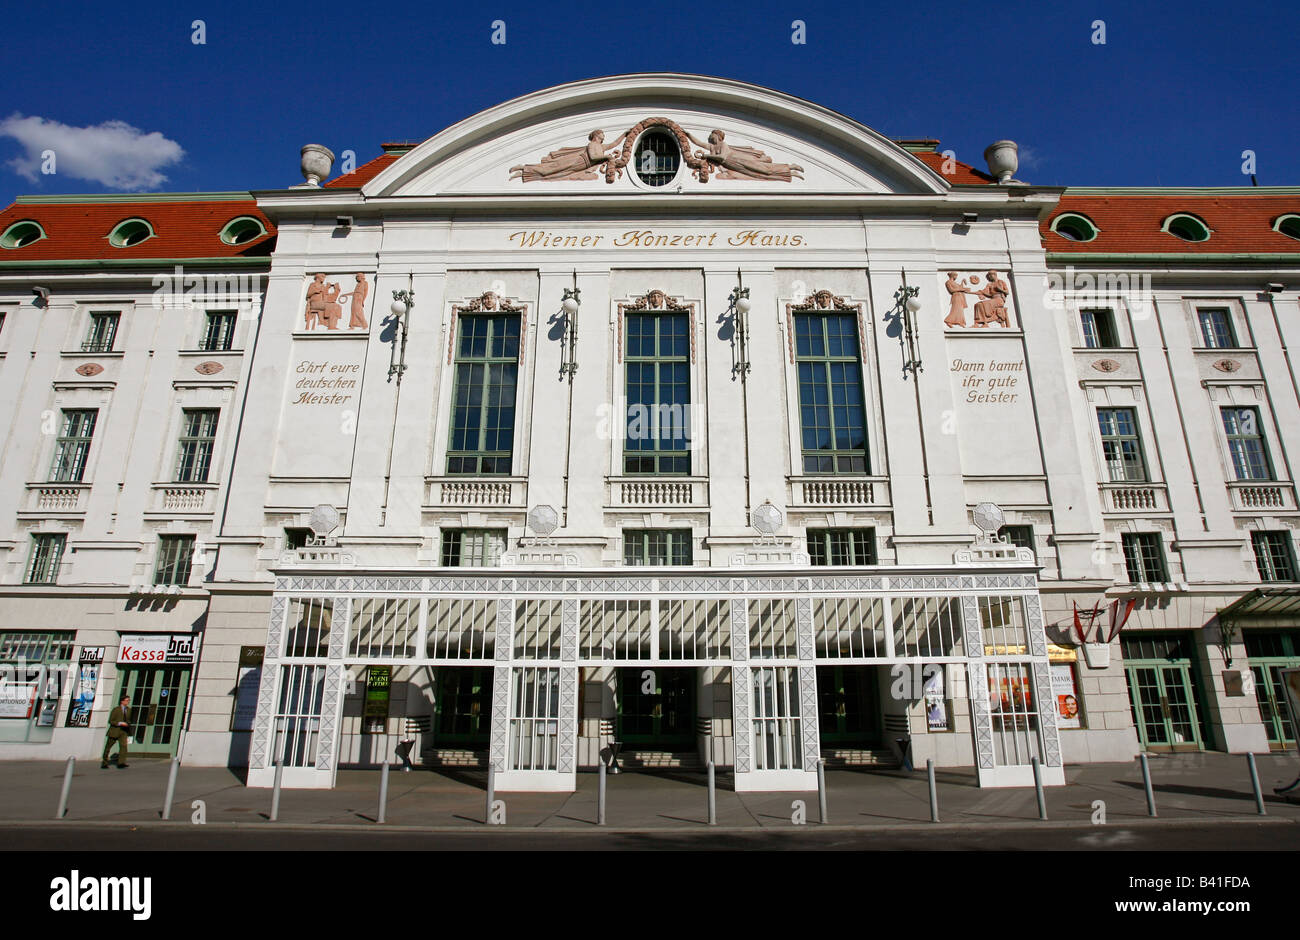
{"left": 300, "top": 144, "right": 335, "bottom": 187}
{"left": 983, "top": 140, "right": 1019, "bottom": 184}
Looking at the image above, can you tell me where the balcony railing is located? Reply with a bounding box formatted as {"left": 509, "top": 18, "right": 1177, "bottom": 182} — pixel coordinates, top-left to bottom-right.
{"left": 1228, "top": 481, "right": 1295, "bottom": 512}
{"left": 426, "top": 477, "right": 527, "bottom": 508}
{"left": 788, "top": 476, "right": 889, "bottom": 507}
{"left": 27, "top": 485, "right": 89, "bottom": 513}
{"left": 1100, "top": 484, "right": 1168, "bottom": 513}
{"left": 606, "top": 477, "right": 707, "bottom": 507}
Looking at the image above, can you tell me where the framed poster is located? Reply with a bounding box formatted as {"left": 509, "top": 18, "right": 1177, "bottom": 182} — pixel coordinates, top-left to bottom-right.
{"left": 363, "top": 665, "right": 391, "bottom": 733}
{"left": 0, "top": 683, "right": 38, "bottom": 719}
{"left": 66, "top": 647, "right": 104, "bottom": 728}
{"left": 923, "top": 665, "right": 949, "bottom": 731}
{"left": 230, "top": 646, "right": 264, "bottom": 732}
{"left": 1052, "top": 663, "right": 1082, "bottom": 729}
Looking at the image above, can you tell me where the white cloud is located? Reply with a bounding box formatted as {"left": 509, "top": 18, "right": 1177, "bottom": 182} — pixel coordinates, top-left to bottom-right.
{"left": 1017, "top": 145, "right": 1041, "bottom": 171}
{"left": 0, "top": 114, "right": 185, "bottom": 190}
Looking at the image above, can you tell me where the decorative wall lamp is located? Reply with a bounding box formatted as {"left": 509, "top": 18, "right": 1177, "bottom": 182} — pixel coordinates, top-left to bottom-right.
{"left": 388, "top": 278, "right": 414, "bottom": 385}
{"left": 560, "top": 274, "right": 580, "bottom": 379}
{"left": 729, "top": 272, "right": 751, "bottom": 377}
{"left": 895, "top": 276, "right": 923, "bottom": 377}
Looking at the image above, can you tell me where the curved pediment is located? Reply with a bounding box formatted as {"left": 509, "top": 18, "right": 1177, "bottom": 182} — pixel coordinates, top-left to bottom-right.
{"left": 364, "top": 74, "right": 950, "bottom": 198}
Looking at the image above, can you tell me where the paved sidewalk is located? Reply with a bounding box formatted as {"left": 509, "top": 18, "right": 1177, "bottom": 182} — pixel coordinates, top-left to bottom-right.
{"left": 2, "top": 751, "right": 1297, "bottom": 831}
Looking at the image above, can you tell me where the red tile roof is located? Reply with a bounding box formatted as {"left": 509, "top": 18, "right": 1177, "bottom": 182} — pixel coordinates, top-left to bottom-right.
{"left": 1044, "top": 193, "right": 1300, "bottom": 254}
{"left": 324, "top": 153, "right": 400, "bottom": 189}
{"left": 910, "top": 149, "right": 996, "bottom": 185}
{"left": 0, "top": 198, "right": 275, "bottom": 261}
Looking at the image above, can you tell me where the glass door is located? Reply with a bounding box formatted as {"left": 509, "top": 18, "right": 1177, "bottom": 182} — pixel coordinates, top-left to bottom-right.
{"left": 616, "top": 668, "right": 695, "bottom": 748}
{"left": 816, "top": 665, "right": 880, "bottom": 746}
{"left": 1251, "top": 663, "right": 1298, "bottom": 748}
{"left": 434, "top": 666, "right": 491, "bottom": 747}
{"left": 117, "top": 666, "right": 192, "bottom": 758}
{"left": 1125, "top": 662, "right": 1203, "bottom": 751}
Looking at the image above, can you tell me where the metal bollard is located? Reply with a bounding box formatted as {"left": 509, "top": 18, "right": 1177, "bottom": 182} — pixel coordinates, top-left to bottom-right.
{"left": 927, "top": 759, "right": 939, "bottom": 823}
{"left": 816, "top": 758, "right": 828, "bottom": 824}
{"left": 1139, "top": 753, "right": 1157, "bottom": 817}
{"left": 485, "top": 763, "right": 495, "bottom": 824}
{"left": 597, "top": 761, "right": 607, "bottom": 826}
{"left": 1032, "top": 756, "right": 1048, "bottom": 820}
{"left": 377, "top": 761, "right": 390, "bottom": 825}
{"left": 270, "top": 759, "right": 284, "bottom": 822}
{"left": 707, "top": 760, "right": 717, "bottom": 826}
{"left": 161, "top": 756, "right": 180, "bottom": 820}
{"left": 55, "top": 756, "right": 75, "bottom": 820}
{"left": 1246, "top": 752, "right": 1266, "bottom": 816}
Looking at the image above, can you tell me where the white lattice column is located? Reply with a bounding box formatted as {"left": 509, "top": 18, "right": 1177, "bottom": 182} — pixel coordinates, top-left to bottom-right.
{"left": 960, "top": 594, "right": 996, "bottom": 782}
{"left": 247, "top": 593, "right": 287, "bottom": 784}
{"left": 795, "top": 597, "right": 821, "bottom": 772}
{"left": 1025, "top": 591, "right": 1066, "bottom": 783}
{"left": 488, "top": 598, "right": 514, "bottom": 774}
{"left": 313, "top": 596, "right": 350, "bottom": 785}
{"left": 729, "top": 598, "right": 750, "bottom": 775}
{"left": 557, "top": 599, "right": 579, "bottom": 774}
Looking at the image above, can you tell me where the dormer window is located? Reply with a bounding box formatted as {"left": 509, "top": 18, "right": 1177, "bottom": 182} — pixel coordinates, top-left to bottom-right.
{"left": 1, "top": 220, "right": 46, "bottom": 248}
{"left": 219, "top": 216, "right": 266, "bottom": 245}
{"left": 1162, "top": 213, "right": 1211, "bottom": 242}
{"left": 1273, "top": 214, "right": 1300, "bottom": 241}
{"left": 1050, "top": 212, "right": 1098, "bottom": 242}
{"left": 108, "top": 218, "right": 154, "bottom": 248}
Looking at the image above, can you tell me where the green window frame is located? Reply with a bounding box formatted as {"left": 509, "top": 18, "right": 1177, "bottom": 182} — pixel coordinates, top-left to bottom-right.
{"left": 1252, "top": 531, "right": 1297, "bottom": 582}
{"left": 1080, "top": 308, "right": 1119, "bottom": 348}
{"left": 623, "top": 528, "right": 693, "bottom": 566}
{"left": 25, "top": 534, "right": 66, "bottom": 585}
{"left": 1222, "top": 407, "right": 1273, "bottom": 481}
{"left": 1197, "top": 308, "right": 1237, "bottom": 349}
{"left": 1122, "top": 532, "right": 1168, "bottom": 583}
{"left": 174, "top": 409, "right": 218, "bottom": 483}
{"left": 623, "top": 311, "right": 691, "bottom": 474}
{"left": 1097, "top": 407, "right": 1147, "bottom": 482}
{"left": 447, "top": 314, "right": 520, "bottom": 475}
{"left": 82, "top": 311, "right": 119, "bottom": 353}
{"left": 201, "top": 311, "right": 236, "bottom": 351}
{"left": 441, "top": 528, "right": 506, "bottom": 567}
{"left": 49, "top": 409, "right": 97, "bottom": 483}
{"left": 153, "top": 535, "right": 195, "bottom": 586}
{"left": 807, "top": 528, "right": 877, "bottom": 565}
{"left": 794, "top": 312, "right": 869, "bottom": 474}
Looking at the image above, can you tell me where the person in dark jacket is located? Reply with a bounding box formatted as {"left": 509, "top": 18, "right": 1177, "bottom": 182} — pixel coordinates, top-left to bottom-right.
{"left": 102, "top": 695, "right": 132, "bottom": 768}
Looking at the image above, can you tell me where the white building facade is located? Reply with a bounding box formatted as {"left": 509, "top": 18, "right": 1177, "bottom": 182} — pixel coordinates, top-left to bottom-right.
{"left": 2, "top": 75, "right": 1298, "bottom": 791}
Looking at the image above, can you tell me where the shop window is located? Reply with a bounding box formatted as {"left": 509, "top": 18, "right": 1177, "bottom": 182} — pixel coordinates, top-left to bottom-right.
{"left": 174, "top": 409, "right": 218, "bottom": 483}
{"left": 82, "top": 311, "right": 119, "bottom": 352}
{"left": 1252, "top": 531, "right": 1298, "bottom": 582}
{"left": 795, "top": 311, "right": 869, "bottom": 473}
{"left": 1197, "top": 308, "right": 1237, "bottom": 349}
{"left": 1221, "top": 407, "right": 1273, "bottom": 481}
{"left": 0, "top": 631, "right": 75, "bottom": 744}
{"left": 201, "top": 311, "right": 236, "bottom": 351}
{"left": 1080, "top": 308, "right": 1119, "bottom": 348}
{"left": 1122, "top": 532, "right": 1169, "bottom": 583}
{"left": 49, "top": 409, "right": 97, "bottom": 483}
{"left": 25, "top": 533, "right": 66, "bottom": 584}
{"left": 441, "top": 528, "right": 506, "bottom": 567}
{"left": 1097, "top": 407, "right": 1147, "bottom": 482}
{"left": 623, "top": 528, "right": 692, "bottom": 566}
{"left": 807, "top": 527, "right": 876, "bottom": 565}
{"left": 447, "top": 313, "right": 519, "bottom": 475}
{"left": 624, "top": 311, "right": 691, "bottom": 474}
{"left": 153, "top": 534, "right": 195, "bottom": 586}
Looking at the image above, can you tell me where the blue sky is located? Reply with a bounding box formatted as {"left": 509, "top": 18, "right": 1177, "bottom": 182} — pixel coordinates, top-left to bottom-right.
{"left": 2, "top": 0, "right": 1297, "bottom": 203}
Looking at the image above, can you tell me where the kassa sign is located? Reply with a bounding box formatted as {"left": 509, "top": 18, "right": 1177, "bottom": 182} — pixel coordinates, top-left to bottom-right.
{"left": 117, "top": 634, "right": 198, "bottom": 665}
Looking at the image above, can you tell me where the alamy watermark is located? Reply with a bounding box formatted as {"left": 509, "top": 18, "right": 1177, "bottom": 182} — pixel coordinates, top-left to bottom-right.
{"left": 1043, "top": 265, "right": 1153, "bottom": 318}
{"left": 151, "top": 265, "right": 262, "bottom": 314}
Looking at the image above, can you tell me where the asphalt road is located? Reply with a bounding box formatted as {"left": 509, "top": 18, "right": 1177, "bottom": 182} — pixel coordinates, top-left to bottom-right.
{"left": 3, "top": 819, "right": 1294, "bottom": 850}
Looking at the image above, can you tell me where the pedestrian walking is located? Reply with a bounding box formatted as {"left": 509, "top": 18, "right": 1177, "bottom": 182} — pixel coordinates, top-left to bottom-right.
{"left": 102, "top": 695, "right": 132, "bottom": 769}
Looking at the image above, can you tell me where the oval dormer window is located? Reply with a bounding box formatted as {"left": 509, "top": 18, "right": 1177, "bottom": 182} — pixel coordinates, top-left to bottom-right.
{"left": 220, "top": 215, "right": 267, "bottom": 246}
{"left": 108, "top": 218, "right": 155, "bottom": 248}
{"left": 1162, "top": 213, "right": 1211, "bottom": 243}
{"left": 1273, "top": 214, "right": 1300, "bottom": 241}
{"left": 1051, "top": 212, "right": 1098, "bottom": 242}
{"left": 0, "top": 220, "right": 46, "bottom": 248}
{"left": 633, "top": 130, "right": 680, "bottom": 187}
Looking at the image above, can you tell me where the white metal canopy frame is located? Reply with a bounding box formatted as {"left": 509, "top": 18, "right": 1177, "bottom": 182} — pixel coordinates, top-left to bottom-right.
{"left": 245, "top": 566, "right": 1064, "bottom": 791}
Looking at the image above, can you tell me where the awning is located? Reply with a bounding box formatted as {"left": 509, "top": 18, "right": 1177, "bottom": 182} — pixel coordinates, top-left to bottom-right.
{"left": 1216, "top": 587, "right": 1300, "bottom": 623}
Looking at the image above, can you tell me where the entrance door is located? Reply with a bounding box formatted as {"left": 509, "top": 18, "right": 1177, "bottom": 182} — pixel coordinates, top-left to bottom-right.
{"left": 616, "top": 668, "right": 695, "bottom": 748}
{"left": 817, "top": 665, "right": 881, "bottom": 746}
{"left": 434, "top": 666, "right": 491, "bottom": 748}
{"left": 1251, "top": 663, "right": 1298, "bottom": 749}
{"left": 1125, "top": 663, "right": 1203, "bottom": 752}
{"left": 117, "top": 666, "right": 191, "bottom": 758}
